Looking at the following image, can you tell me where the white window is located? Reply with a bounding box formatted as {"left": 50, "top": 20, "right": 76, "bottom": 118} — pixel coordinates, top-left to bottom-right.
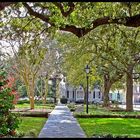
{"left": 77, "top": 91, "right": 83, "bottom": 98}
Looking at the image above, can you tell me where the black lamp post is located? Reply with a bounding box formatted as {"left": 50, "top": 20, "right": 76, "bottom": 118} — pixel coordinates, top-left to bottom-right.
{"left": 117, "top": 91, "right": 120, "bottom": 102}
{"left": 85, "top": 64, "right": 90, "bottom": 114}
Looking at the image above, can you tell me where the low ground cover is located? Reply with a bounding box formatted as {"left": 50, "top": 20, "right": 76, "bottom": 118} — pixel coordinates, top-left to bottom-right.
{"left": 72, "top": 104, "right": 140, "bottom": 117}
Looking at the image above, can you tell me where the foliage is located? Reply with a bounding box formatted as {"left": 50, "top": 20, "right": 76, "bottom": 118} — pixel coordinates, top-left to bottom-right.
{"left": 73, "top": 104, "right": 140, "bottom": 116}
{"left": 18, "top": 85, "right": 27, "bottom": 98}
{"left": 0, "top": 67, "right": 20, "bottom": 137}
{"left": 13, "top": 37, "right": 48, "bottom": 109}
{"left": 56, "top": 32, "right": 100, "bottom": 90}
{"left": 13, "top": 79, "right": 27, "bottom": 98}
{"left": 1, "top": 2, "right": 140, "bottom": 38}
{"left": 67, "top": 103, "right": 76, "bottom": 112}
{"left": 35, "top": 77, "right": 45, "bottom": 97}
{"left": 60, "top": 96, "right": 68, "bottom": 104}
{"left": 1, "top": 2, "right": 140, "bottom": 110}
{"left": 55, "top": 23, "right": 140, "bottom": 108}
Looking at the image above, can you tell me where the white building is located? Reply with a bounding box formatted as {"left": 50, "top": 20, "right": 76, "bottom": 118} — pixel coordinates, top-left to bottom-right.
{"left": 59, "top": 78, "right": 140, "bottom": 104}
{"left": 59, "top": 79, "right": 103, "bottom": 103}
{"left": 133, "top": 82, "right": 140, "bottom": 104}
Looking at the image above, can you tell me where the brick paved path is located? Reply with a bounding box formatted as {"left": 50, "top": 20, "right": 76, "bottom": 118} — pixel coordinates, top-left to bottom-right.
{"left": 38, "top": 103, "right": 86, "bottom": 138}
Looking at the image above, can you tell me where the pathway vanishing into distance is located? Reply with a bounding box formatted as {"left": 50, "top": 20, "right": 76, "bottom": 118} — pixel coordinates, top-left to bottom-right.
{"left": 38, "top": 103, "right": 86, "bottom": 138}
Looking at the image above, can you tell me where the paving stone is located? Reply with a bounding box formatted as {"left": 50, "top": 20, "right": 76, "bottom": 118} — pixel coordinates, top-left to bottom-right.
{"left": 38, "top": 104, "right": 86, "bottom": 138}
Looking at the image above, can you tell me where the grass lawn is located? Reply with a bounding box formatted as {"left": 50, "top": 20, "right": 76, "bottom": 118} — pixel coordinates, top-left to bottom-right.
{"left": 15, "top": 103, "right": 55, "bottom": 110}
{"left": 16, "top": 117, "right": 47, "bottom": 137}
{"left": 77, "top": 118, "right": 140, "bottom": 138}
{"left": 74, "top": 104, "right": 140, "bottom": 116}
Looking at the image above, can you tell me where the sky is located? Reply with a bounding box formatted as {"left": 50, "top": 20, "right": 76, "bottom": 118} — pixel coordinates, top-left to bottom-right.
{"left": 0, "top": 40, "right": 19, "bottom": 58}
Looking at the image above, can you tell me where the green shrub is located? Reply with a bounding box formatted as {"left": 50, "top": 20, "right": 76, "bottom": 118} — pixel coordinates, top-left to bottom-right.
{"left": 60, "top": 96, "right": 67, "bottom": 104}
{"left": 111, "top": 100, "right": 119, "bottom": 108}
{"left": 0, "top": 68, "right": 20, "bottom": 137}
{"left": 67, "top": 103, "right": 76, "bottom": 111}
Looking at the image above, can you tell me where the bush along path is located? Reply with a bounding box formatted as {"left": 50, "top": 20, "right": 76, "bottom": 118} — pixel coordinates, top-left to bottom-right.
{"left": 0, "top": 68, "right": 20, "bottom": 137}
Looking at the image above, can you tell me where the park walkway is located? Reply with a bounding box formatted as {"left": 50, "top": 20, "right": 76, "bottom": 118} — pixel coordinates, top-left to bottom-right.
{"left": 38, "top": 103, "right": 86, "bottom": 138}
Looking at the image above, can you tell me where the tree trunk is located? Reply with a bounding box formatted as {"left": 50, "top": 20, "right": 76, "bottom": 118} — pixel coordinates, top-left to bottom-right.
{"left": 42, "top": 94, "right": 46, "bottom": 104}
{"left": 103, "top": 74, "right": 112, "bottom": 107}
{"left": 29, "top": 96, "right": 34, "bottom": 109}
{"left": 43, "top": 78, "right": 48, "bottom": 104}
{"left": 25, "top": 82, "right": 34, "bottom": 109}
{"left": 40, "top": 77, "right": 46, "bottom": 104}
{"left": 29, "top": 76, "right": 35, "bottom": 109}
{"left": 126, "top": 68, "right": 133, "bottom": 111}
{"left": 42, "top": 79, "right": 47, "bottom": 104}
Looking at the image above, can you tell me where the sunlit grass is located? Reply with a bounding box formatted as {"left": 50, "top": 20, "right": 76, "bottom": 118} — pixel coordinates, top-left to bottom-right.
{"left": 77, "top": 118, "right": 140, "bottom": 138}
{"left": 16, "top": 117, "right": 47, "bottom": 137}
{"left": 15, "top": 103, "right": 55, "bottom": 110}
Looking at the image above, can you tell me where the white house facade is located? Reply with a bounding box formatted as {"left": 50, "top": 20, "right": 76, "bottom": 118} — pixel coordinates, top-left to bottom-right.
{"left": 59, "top": 78, "right": 140, "bottom": 104}
{"left": 59, "top": 79, "right": 103, "bottom": 103}
{"left": 133, "top": 82, "right": 140, "bottom": 104}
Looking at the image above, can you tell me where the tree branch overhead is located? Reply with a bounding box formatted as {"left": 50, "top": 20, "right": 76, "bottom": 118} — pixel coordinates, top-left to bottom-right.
{"left": 1, "top": 2, "right": 140, "bottom": 38}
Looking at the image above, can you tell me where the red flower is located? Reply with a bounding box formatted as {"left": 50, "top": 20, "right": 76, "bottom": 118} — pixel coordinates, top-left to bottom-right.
{"left": 4, "top": 76, "right": 19, "bottom": 105}
{"left": 12, "top": 91, "right": 19, "bottom": 104}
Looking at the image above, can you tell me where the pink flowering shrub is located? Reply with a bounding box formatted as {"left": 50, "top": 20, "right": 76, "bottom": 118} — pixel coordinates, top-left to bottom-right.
{"left": 0, "top": 68, "right": 20, "bottom": 137}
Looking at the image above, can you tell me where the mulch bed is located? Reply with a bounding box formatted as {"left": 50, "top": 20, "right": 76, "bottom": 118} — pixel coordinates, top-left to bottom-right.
{"left": 10, "top": 108, "right": 52, "bottom": 118}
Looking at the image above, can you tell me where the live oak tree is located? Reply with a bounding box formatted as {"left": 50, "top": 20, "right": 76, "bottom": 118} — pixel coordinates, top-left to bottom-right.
{"left": 1, "top": 2, "right": 140, "bottom": 110}
{"left": 90, "top": 25, "right": 140, "bottom": 111}
{"left": 85, "top": 27, "right": 124, "bottom": 107}
{"left": 0, "top": 2, "right": 140, "bottom": 38}
{"left": 56, "top": 32, "right": 102, "bottom": 104}
{"left": 86, "top": 25, "right": 140, "bottom": 111}
{"left": 55, "top": 23, "right": 140, "bottom": 111}
{"left": 114, "top": 27, "right": 140, "bottom": 111}
{"left": 56, "top": 27, "right": 124, "bottom": 107}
